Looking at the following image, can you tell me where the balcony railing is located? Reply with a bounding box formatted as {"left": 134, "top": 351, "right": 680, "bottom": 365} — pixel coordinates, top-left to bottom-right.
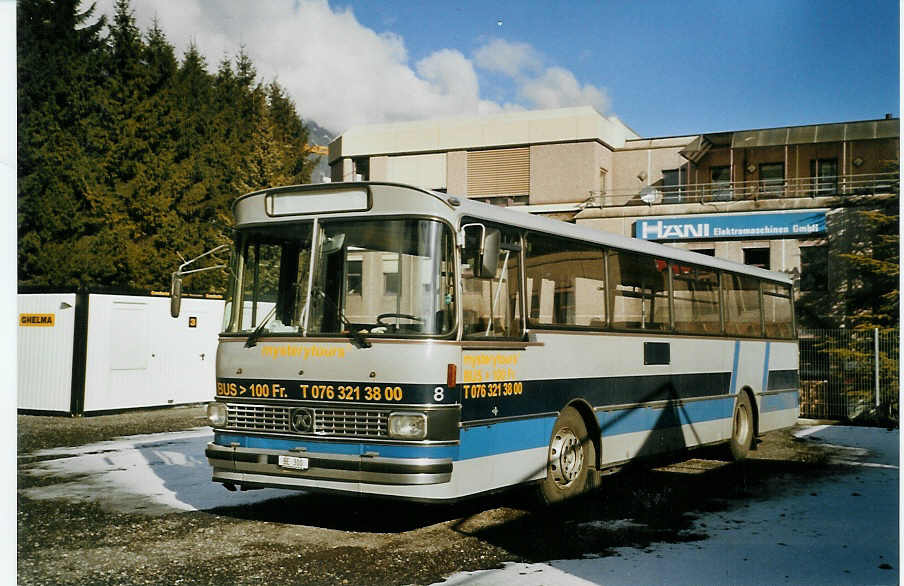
{"left": 585, "top": 172, "right": 899, "bottom": 208}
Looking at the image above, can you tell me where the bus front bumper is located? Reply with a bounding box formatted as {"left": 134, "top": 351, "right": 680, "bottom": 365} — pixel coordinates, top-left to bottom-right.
{"left": 205, "top": 442, "right": 453, "bottom": 488}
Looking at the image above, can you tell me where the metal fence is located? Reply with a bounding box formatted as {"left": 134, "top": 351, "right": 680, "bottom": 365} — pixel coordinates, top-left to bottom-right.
{"left": 799, "top": 328, "right": 899, "bottom": 421}
{"left": 586, "top": 172, "right": 899, "bottom": 208}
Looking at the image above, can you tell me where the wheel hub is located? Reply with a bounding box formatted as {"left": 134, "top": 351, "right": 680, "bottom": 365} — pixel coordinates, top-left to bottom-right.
{"left": 734, "top": 404, "right": 750, "bottom": 444}
{"left": 549, "top": 427, "right": 584, "bottom": 488}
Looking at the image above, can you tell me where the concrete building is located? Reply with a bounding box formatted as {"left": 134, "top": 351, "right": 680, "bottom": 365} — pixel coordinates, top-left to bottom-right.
{"left": 328, "top": 107, "right": 899, "bottom": 310}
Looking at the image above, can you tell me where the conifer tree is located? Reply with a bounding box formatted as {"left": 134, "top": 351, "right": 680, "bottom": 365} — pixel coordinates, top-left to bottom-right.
{"left": 18, "top": 0, "right": 317, "bottom": 292}
{"left": 17, "top": 0, "right": 110, "bottom": 286}
{"left": 838, "top": 198, "right": 899, "bottom": 331}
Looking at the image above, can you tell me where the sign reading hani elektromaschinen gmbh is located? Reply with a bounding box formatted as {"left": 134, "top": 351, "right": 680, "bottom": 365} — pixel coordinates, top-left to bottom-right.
{"left": 634, "top": 211, "right": 827, "bottom": 241}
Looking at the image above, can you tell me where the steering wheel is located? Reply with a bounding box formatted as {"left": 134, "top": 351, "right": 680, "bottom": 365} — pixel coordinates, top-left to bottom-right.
{"left": 376, "top": 313, "right": 424, "bottom": 326}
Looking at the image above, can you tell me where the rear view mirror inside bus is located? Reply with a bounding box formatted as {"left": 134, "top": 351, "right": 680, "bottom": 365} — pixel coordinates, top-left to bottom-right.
{"left": 461, "top": 223, "right": 500, "bottom": 279}
{"left": 321, "top": 232, "right": 346, "bottom": 255}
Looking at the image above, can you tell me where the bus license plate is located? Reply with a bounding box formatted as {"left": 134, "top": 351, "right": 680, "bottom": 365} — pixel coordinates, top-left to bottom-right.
{"left": 277, "top": 455, "right": 309, "bottom": 470}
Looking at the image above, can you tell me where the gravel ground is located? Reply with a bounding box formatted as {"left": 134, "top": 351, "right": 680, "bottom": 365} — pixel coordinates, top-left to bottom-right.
{"left": 17, "top": 409, "right": 841, "bottom": 585}
{"left": 17, "top": 405, "right": 208, "bottom": 455}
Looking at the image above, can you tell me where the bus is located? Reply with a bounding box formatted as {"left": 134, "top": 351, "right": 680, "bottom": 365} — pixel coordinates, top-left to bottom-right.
{"left": 172, "top": 182, "right": 799, "bottom": 503}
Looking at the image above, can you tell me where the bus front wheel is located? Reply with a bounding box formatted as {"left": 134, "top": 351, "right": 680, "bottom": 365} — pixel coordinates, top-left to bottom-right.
{"left": 539, "top": 407, "right": 596, "bottom": 505}
{"left": 727, "top": 392, "right": 754, "bottom": 461}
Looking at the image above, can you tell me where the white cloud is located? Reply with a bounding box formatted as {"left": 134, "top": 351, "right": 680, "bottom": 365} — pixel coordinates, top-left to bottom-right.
{"left": 92, "top": 0, "right": 609, "bottom": 134}
{"left": 519, "top": 67, "right": 611, "bottom": 114}
{"left": 473, "top": 40, "right": 609, "bottom": 114}
{"left": 473, "top": 39, "right": 541, "bottom": 77}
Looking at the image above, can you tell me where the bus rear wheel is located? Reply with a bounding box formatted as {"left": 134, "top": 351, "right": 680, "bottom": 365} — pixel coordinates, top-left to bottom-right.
{"left": 538, "top": 407, "right": 596, "bottom": 505}
{"left": 727, "top": 392, "right": 754, "bottom": 461}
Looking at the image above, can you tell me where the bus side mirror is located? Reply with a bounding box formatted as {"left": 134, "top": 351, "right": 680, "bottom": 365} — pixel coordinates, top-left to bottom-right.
{"left": 169, "top": 243, "right": 230, "bottom": 318}
{"left": 170, "top": 273, "right": 183, "bottom": 318}
{"left": 460, "top": 224, "right": 500, "bottom": 279}
{"left": 479, "top": 228, "right": 500, "bottom": 278}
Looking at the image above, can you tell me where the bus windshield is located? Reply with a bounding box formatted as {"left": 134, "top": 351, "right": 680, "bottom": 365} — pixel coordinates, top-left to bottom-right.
{"left": 225, "top": 218, "right": 455, "bottom": 338}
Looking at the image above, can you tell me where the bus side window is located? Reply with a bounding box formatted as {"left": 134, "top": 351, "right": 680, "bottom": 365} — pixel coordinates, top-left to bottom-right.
{"left": 607, "top": 250, "right": 670, "bottom": 330}
{"left": 723, "top": 273, "right": 763, "bottom": 337}
{"left": 241, "top": 241, "right": 283, "bottom": 330}
{"left": 461, "top": 229, "right": 522, "bottom": 338}
{"left": 672, "top": 265, "right": 721, "bottom": 335}
{"left": 763, "top": 282, "right": 794, "bottom": 338}
{"left": 525, "top": 233, "right": 605, "bottom": 328}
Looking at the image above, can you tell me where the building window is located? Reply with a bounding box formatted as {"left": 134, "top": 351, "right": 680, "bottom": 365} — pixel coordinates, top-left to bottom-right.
{"left": 662, "top": 168, "right": 687, "bottom": 203}
{"left": 467, "top": 147, "right": 530, "bottom": 198}
{"left": 472, "top": 194, "right": 529, "bottom": 207}
{"left": 759, "top": 163, "right": 784, "bottom": 197}
{"left": 598, "top": 168, "right": 608, "bottom": 204}
{"left": 382, "top": 255, "right": 400, "bottom": 295}
{"left": 692, "top": 248, "right": 716, "bottom": 257}
{"left": 810, "top": 158, "right": 837, "bottom": 196}
{"left": 800, "top": 245, "right": 828, "bottom": 292}
{"left": 353, "top": 157, "right": 370, "bottom": 181}
{"left": 330, "top": 161, "right": 343, "bottom": 182}
{"left": 743, "top": 247, "right": 770, "bottom": 270}
{"left": 710, "top": 166, "right": 732, "bottom": 201}
{"left": 346, "top": 259, "right": 362, "bottom": 295}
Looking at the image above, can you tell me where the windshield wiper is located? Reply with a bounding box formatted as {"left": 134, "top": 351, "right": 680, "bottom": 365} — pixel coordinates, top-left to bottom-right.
{"left": 244, "top": 306, "right": 277, "bottom": 348}
{"left": 313, "top": 287, "right": 371, "bottom": 349}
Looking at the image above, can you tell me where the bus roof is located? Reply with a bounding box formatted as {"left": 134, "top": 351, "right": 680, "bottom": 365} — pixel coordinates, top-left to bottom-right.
{"left": 433, "top": 187, "right": 791, "bottom": 286}
{"left": 234, "top": 182, "right": 793, "bottom": 286}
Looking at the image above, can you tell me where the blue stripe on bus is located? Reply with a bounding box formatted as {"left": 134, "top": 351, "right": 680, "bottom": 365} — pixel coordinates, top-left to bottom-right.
{"left": 459, "top": 397, "right": 735, "bottom": 459}
{"left": 213, "top": 432, "right": 460, "bottom": 459}
{"left": 458, "top": 417, "right": 556, "bottom": 459}
{"left": 762, "top": 342, "right": 771, "bottom": 392}
{"left": 729, "top": 340, "right": 741, "bottom": 395}
{"left": 217, "top": 396, "right": 733, "bottom": 462}
{"left": 761, "top": 390, "right": 799, "bottom": 413}
{"left": 597, "top": 396, "right": 733, "bottom": 437}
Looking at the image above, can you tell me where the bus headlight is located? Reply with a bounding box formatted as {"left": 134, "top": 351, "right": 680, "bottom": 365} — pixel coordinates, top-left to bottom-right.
{"left": 207, "top": 402, "right": 227, "bottom": 426}
{"left": 388, "top": 412, "right": 427, "bottom": 440}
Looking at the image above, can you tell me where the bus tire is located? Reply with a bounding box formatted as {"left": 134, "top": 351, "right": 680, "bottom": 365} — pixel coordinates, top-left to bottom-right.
{"left": 538, "top": 407, "right": 596, "bottom": 505}
{"left": 727, "top": 391, "right": 754, "bottom": 461}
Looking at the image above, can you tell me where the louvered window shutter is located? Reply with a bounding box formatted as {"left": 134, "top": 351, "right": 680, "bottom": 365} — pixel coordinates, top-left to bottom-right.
{"left": 467, "top": 148, "right": 530, "bottom": 197}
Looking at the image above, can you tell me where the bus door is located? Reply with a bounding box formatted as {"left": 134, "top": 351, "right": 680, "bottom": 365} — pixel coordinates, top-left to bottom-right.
{"left": 458, "top": 224, "right": 526, "bottom": 469}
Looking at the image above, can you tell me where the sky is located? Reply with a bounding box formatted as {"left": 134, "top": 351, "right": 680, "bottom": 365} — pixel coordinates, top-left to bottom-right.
{"left": 71, "top": 0, "right": 904, "bottom": 139}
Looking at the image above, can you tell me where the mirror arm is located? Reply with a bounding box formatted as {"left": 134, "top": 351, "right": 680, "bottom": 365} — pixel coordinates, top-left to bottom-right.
{"left": 459, "top": 223, "right": 486, "bottom": 253}
{"left": 176, "top": 264, "right": 228, "bottom": 277}
{"left": 176, "top": 243, "right": 230, "bottom": 276}
{"left": 170, "top": 243, "right": 230, "bottom": 318}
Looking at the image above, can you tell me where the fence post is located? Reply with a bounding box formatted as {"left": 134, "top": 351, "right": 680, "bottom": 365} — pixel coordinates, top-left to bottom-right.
{"left": 874, "top": 328, "right": 880, "bottom": 409}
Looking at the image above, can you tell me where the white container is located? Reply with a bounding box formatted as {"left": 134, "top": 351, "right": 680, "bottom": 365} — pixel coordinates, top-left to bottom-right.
{"left": 17, "top": 292, "right": 224, "bottom": 415}
{"left": 17, "top": 293, "right": 79, "bottom": 413}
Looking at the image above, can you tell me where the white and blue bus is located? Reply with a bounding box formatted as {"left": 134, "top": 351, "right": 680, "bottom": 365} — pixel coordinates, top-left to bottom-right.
{"left": 174, "top": 182, "right": 799, "bottom": 503}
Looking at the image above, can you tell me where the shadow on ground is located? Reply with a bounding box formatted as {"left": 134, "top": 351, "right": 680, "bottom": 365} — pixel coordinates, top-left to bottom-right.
{"left": 206, "top": 434, "right": 840, "bottom": 565}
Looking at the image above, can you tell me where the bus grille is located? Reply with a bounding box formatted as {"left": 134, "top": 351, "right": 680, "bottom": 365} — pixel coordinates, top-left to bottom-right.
{"left": 315, "top": 409, "right": 388, "bottom": 437}
{"left": 225, "top": 404, "right": 389, "bottom": 438}
{"left": 227, "top": 404, "right": 291, "bottom": 433}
